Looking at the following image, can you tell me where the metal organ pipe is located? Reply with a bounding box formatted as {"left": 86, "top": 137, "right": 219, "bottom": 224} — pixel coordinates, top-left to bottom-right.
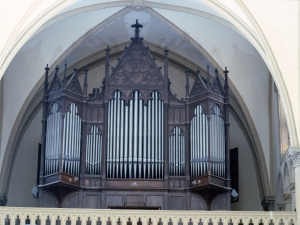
{"left": 86, "top": 126, "right": 102, "bottom": 175}
{"left": 169, "top": 127, "right": 185, "bottom": 176}
{"left": 45, "top": 102, "right": 61, "bottom": 175}
{"left": 107, "top": 90, "right": 164, "bottom": 179}
{"left": 62, "top": 103, "right": 81, "bottom": 176}
{"left": 190, "top": 104, "right": 209, "bottom": 178}
{"left": 209, "top": 105, "right": 225, "bottom": 178}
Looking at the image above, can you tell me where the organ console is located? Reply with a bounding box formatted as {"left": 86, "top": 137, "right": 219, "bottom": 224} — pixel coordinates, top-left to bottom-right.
{"left": 38, "top": 20, "right": 231, "bottom": 210}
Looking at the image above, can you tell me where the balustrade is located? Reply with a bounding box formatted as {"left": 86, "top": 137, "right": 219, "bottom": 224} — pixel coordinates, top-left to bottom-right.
{"left": 0, "top": 207, "right": 296, "bottom": 225}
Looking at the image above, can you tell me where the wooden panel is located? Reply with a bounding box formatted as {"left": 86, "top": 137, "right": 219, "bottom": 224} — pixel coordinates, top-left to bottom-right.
{"left": 170, "top": 196, "right": 183, "bottom": 210}
{"left": 63, "top": 193, "right": 79, "bottom": 208}
{"left": 211, "top": 194, "right": 227, "bottom": 210}
{"left": 190, "top": 195, "right": 206, "bottom": 210}
{"left": 126, "top": 195, "right": 144, "bottom": 205}
{"left": 106, "top": 195, "right": 123, "bottom": 208}
{"left": 41, "top": 191, "right": 58, "bottom": 208}
{"left": 86, "top": 194, "right": 100, "bottom": 208}
{"left": 146, "top": 195, "right": 164, "bottom": 208}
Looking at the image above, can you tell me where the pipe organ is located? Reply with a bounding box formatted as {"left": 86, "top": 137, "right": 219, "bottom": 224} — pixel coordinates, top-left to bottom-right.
{"left": 39, "top": 20, "right": 231, "bottom": 210}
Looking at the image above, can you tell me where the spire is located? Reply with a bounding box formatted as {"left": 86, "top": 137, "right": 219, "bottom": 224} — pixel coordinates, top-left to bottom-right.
{"left": 164, "top": 46, "right": 169, "bottom": 83}
{"left": 84, "top": 66, "right": 89, "bottom": 97}
{"left": 164, "top": 46, "right": 169, "bottom": 65}
{"left": 196, "top": 68, "right": 200, "bottom": 78}
{"left": 63, "top": 63, "right": 67, "bottom": 88}
{"left": 224, "top": 67, "right": 229, "bottom": 98}
{"left": 131, "top": 19, "right": 143, "bottom": 38}
{"left": 105, "top": 45, "right": 110, "bottom": 79}
{"left": 206, "top": 65, "right": 210, "bottom": 92}
{"left": 44, "top": 64, "right": 49, "bottom": 95}
{"left": 215, "top": 67, "right": 218, "bottom": 78}
{"left": 185, "top": 67, "right": 190, "bottom": 98}
{"left": 55, "top": 65, "right": 59, "bottom": 75}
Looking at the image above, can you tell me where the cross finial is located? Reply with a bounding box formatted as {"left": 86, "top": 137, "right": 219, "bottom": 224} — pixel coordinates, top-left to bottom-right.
{"left": 131, "top": 19, "right": 143, "bottom": 37}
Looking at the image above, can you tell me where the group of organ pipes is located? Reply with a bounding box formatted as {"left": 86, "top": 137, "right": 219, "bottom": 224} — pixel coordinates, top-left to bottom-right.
{"left": 39, "top": 20, "right": 231, "bottom": 210}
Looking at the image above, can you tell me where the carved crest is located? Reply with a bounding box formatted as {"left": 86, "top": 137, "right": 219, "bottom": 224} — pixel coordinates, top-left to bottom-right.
{"left": 48, "top": 67, "right": 62, "bottom": 94}
{"left": 66, "top": 68, "right": 83, "bottom": 94}
{"left": 211, "top": 73, "right": 224, "bottom": 96}
{"left": 109, "top": 37, "right": 164, "bottom": 85}
{"left": 190, "top": 73, "right": 207, "bottom": 97}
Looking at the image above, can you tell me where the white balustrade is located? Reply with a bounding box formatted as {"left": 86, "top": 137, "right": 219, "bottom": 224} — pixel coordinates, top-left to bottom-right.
{"left": 0, "top": 207, "right": 296, "bottom": 225}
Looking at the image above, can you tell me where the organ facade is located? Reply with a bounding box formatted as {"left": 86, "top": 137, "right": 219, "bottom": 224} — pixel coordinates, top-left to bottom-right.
{"left": 39, "top": 20, "right": 231, "bottom": 210}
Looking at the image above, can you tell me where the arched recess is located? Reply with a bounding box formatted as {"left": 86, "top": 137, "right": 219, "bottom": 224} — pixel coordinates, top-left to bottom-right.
{"left": 0, "top": 0, "right": 296, "bottom": 147}
{"left": 211, "top": 194, "right": 227, "bottom": 210}
{"left": 40, "top": 191, "right": 59, "bottom": 208}
{"left": 62, "top": 192, "right": 79, "bottom": 208}
{"left": 190, "top": 194, "right": 207, "bottom": 210}
{"left": 0, "top": 2, "right": 274, "bottom": 203}
{"left": 1, "top": 43, "right": 268, "bottom": 205}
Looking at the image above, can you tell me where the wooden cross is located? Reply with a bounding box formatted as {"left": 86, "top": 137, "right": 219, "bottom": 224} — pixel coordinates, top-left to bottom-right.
{"left": 131, "top": 19, "right": 143, "bottom": 37}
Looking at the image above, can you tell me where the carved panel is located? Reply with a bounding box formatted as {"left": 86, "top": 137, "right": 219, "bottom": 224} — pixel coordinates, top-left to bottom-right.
{"left": 84, "top": 178, "right": 101, "bottom": 187}
{"left": 110, "top": 40, "right": 164, "bottom": 86}
{"left": 170, "top": 196, "right": 184, "bottom": 210}
{"left": 66, "top": 69, "right": 83, "bottom": 95}
{"left": 169, "top": 107, "right": 185, "bottom": 124}
{"left": 146, "top": 195, "right": 164, "bottom": 208}
{"left": 126, "top": 195, "right": 144, "bottom": 205}
{"left": 190, "top": 75, "right": 207, "bottom": 97}
{"left": 211, "top": 76, "right": 224, "bottom": 96}
{"left": 62, "top": 192, "right": 79, "bottom": 208}
{"left": 211, "top": 194, "right": 227, "bottom": 210}
{"left": 49, "top": 74, "right": 62, "bottom": 94}
{"left": 87, "top": 106, "right": 104, "bottom": 123}
{"left": 169, "top": 179, "right": 185, "bottom": 188}
{"left": 41, "top": 191, "right": 59, "bottom": 208}
{"left": 86, "top": 194, "right": 100, "bottom": 208}
{"left": 190, "top": 194, "right": 207, "bottom": 210}
{"left": 106, "top": 195, "right": 123, "bottom": 208}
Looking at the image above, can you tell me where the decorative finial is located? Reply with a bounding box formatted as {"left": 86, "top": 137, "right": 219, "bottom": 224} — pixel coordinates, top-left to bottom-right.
{"left": 215, "top": 67, "right": 218, "bottom": 77}
{"left": 73, "top": 66, "right": 77, "bottom": 72}
{"left": 206, "top": 64, "right": 210, "bottom": 91}
{"left": 63, "top": 63, "right": 67, "bottom": 88}
{"left": 196, "top": 68, "right": 200, "bottom": 76}
{"left": 185, "top": 67, "right": 190, "bottom": 98}
{"left": 105, "top": 45, "right": 110, "bottom": 54}
{"left": 84, "top": 66, "right": 89, "bottom": 74}
{"left": 185, "top": 67, "right": 189, "bottom": 74}
{"left": 44, "top": 64, "right": 49, "bottom": 95}
{"left": 224, "top": 67, "right": 229, "bottom": 98}
{"left": 55, "top": 65, "right": 59, "bottom": 74}
{"left": 131, "top": 19, "right": 143, "bottom": 37}
{"left": 164, "top": 46, "right": 169, "bottom": 55}
{"left": 224, "top": 67, "right": 229, "bottom": 75}
{"left": 84, "top": 66, "right": 88, "bottom": 97}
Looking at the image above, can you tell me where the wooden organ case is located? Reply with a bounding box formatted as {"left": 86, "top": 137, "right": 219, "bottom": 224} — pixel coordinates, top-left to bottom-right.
{"left": 39, "top": 20, "right": 231, "bottom": 210}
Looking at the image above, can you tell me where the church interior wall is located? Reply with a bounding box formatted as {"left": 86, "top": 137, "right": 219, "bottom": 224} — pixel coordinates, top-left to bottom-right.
{"left": 6, "top": 62, "right": 261, "bottom": 210}
{"left": 1, "top": 1, "right": 297, "bottom": 211}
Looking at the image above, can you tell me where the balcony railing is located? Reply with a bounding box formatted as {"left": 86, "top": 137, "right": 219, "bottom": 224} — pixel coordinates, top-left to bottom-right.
{"left": 0, "top": 207, "right": 297, "bottom": 225}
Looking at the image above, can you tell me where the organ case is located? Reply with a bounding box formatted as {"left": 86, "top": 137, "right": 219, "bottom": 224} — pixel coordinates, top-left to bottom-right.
{"left": 38, "top": 20, "right": 231, "bottom": 210}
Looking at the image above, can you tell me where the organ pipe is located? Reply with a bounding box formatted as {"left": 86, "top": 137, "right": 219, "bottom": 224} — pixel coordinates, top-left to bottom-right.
{"left": 169, "top": 127, "right": 185, "bottom": 176}
{"left": 62, "top": 103, "right": 81, "bottom": 176}
{"left": 107, "top": 90, "right": 164, "bottom": 179}
{"left": 190, "top": 104, "right": 225, "bottom": 179}
{"left": 45, "top": 102, "right": 61, "bottom": 175}
{"left": 86, "top": 125, "right": 102, "bottom": 175}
